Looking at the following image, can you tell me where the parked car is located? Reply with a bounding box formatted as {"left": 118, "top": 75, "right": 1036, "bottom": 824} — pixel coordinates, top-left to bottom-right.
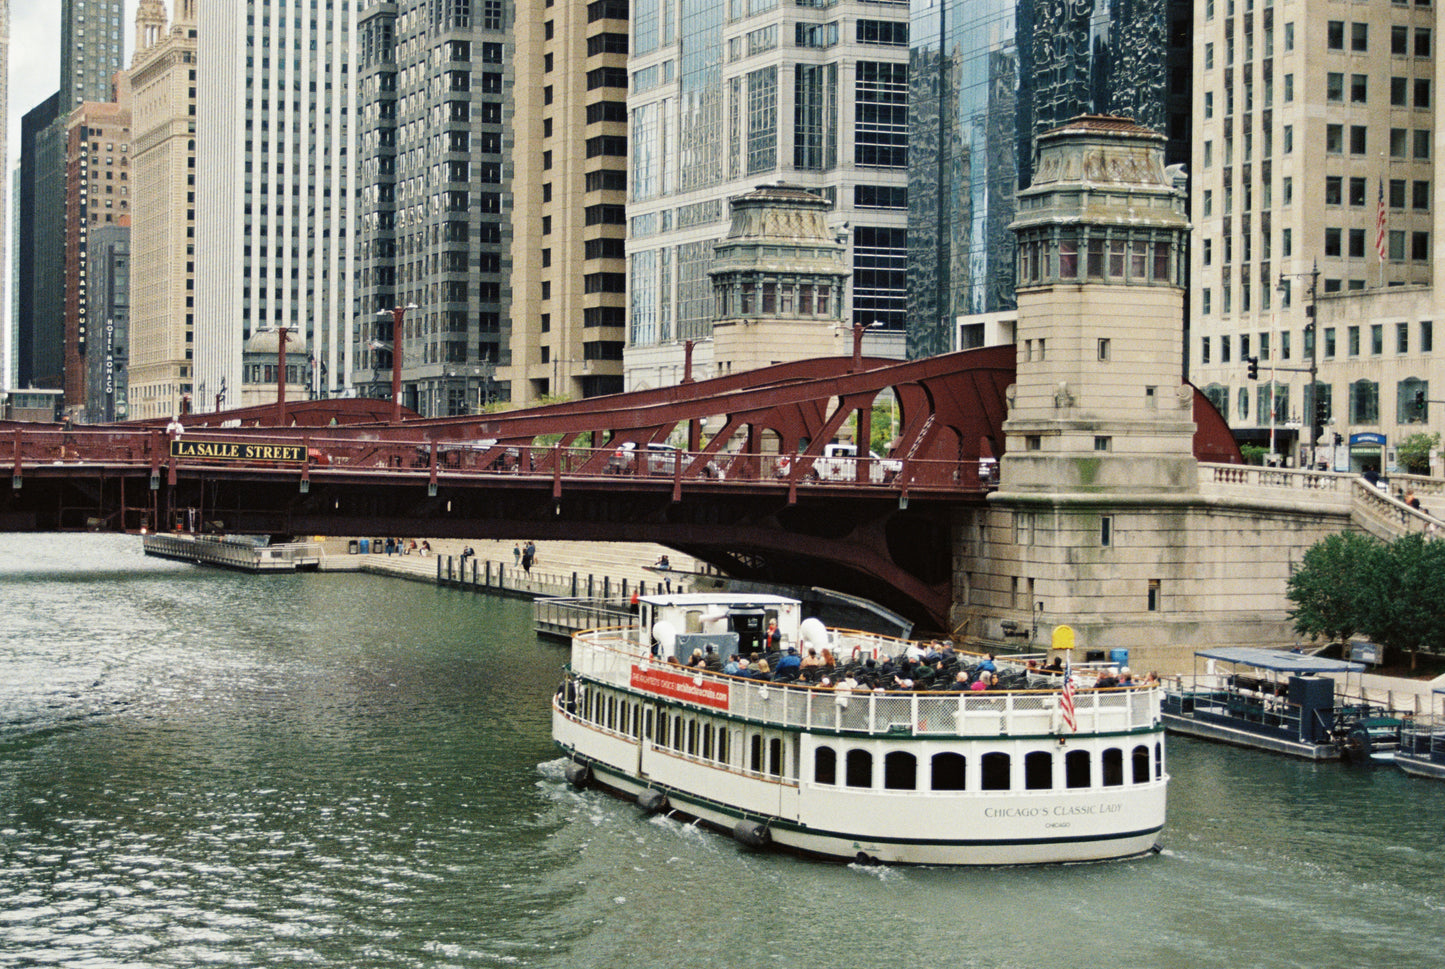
{"left": 607, "top": 441, "right": 680, "bottom": 475}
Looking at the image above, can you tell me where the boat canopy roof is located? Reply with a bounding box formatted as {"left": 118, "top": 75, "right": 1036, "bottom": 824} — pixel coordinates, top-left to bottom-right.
{"left": 639, "top": 592, "right": 799, "bottom": 609}
{"left": 1197, "top": 647, "right": 1365, "bottom": 674}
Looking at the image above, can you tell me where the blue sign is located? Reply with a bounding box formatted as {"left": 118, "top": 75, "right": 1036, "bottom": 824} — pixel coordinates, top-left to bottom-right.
{"left": 1350, "top": 432, "right": 1387, "bottom": 446}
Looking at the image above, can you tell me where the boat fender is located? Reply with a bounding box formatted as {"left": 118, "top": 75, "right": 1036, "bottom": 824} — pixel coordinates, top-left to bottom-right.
{"left": 637, "top": 789, "right": 668, "bottom": 814}
{"left": 855, "top": 851, "right": 880, "bottom": 866}
{"left": 564, "top": 762, "right": 592, "bottom": 789}
{"left": 732, "top": 820, "right": 770, "bottom": 849}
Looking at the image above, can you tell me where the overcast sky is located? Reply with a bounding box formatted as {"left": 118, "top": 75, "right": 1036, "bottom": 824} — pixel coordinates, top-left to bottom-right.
{"left": 8, "top": 1, "right": 140, "bottom": 169}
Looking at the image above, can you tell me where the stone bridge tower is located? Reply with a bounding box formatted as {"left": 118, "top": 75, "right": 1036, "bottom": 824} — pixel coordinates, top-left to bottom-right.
{"left": 957, "top": 116, "right": 1321, "bottom": 668}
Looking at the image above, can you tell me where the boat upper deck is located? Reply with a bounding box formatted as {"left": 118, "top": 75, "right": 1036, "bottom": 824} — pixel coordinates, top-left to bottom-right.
{"left": 569, "top": 625, "right": 1161, "bottom": 740}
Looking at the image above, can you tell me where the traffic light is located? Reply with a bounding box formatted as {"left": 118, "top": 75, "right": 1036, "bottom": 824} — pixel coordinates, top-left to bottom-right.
{"left": 1246, "top": 356, "right": 1259, "bottom": 380}
{"left": 1315, "top": 399, "right": 1328, "bottom": 425}
{"left": 1414, "top": 389, "right": 1426, "bottom": 415}
{"left": 1334, "top": 433, "right": 1344, "bottom": 447}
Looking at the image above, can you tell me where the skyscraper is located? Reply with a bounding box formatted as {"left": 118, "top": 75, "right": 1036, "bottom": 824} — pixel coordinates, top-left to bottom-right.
{"left": 195, "top": 0, "right": 359, "bottom": 411}
{"left": 62, "top": 0, "right": 126, "bottom": 110}
{"left": 0, "top": 0, "right": 10, "bottom": 391}
{"left": 354, "top": 0, "right": 514, "bottom": 416}
{"left": 128, "top": 0, "right": 199, "bottom": 421}
{"left": 624, "top": 0, "right": 911, "bottom": 390}
{"left": 906, "top": 0, "right": 1191, "bottom": 358}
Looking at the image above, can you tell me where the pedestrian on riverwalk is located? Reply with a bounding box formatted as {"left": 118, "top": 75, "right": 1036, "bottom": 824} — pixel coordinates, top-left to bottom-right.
{"left": 513, "top": 543, "right": 521, "bottom": 567}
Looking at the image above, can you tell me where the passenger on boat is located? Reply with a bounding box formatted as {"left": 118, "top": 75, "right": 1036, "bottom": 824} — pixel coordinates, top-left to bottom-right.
{"left": 970, "top": 672, "right": 994, "bottom": 691}
{"left": 704, "top": 648, "right": 723, "bottom": 672}
{"left": 977, "top": 653, "right": 997, "bottom": 674}
{"left": 775, "top": 648, "right": 801, "bottom": 679}
{"left": 766, "top": 620, "right": 781, "bottom": 651}
{"left": 951, "top": 671, "right": 971, "bottom": 691}
{"left": 686, "top": 649, "right": 706, "bottom": 668}
{"left": 754, "top": 659, "right": 771, "bottom": 679}
{"left": 724, "top": 654, "right": 740, "bottom": 675}
{"left": 800, "top": 647, "right": 824, "bottom": 670}
{"left": 1117, "top": 667, "right": 1135, "bottom": 686}
{"left": 821, "top": 648, "right": 837, "bottom": 671}
{"left": 1095, "top": 669, "right": 1120, "bottom": 689}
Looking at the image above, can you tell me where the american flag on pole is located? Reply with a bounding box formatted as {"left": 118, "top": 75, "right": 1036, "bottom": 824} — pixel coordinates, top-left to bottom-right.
{"left": 1060, "top": 660, "right": 1078, "bottom": 733}
{"left": 1376, "top": 180, "right": 1388, "bottom": 260}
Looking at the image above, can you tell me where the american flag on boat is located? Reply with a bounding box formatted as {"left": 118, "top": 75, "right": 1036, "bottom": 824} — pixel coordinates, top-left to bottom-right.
{"left": 1060, "top": 660, "right": 1078, "bottom": 732}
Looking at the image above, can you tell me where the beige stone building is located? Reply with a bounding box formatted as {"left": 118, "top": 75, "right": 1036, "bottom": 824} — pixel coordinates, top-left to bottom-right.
{"left": 507, "top": 0, "right": 629, "bottom": 405}
{"left": 126, "top": 0, "right": 198, "bottom": 420}
{"left": 1189, "top": 0, "right": 1444, "bottom": 472}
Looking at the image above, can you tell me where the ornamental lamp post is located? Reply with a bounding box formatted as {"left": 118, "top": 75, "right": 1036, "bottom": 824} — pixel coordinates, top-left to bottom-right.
{"left": 377, "top": 303, "right": 418, "bottom": 424}
{"left": 1277, "top": 262, "right": 1320, "bottom": 469}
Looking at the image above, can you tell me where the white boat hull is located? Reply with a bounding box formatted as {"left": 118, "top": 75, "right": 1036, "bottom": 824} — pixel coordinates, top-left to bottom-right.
{"left": 555, "top": 704, "right": 1166, "bottom": 866}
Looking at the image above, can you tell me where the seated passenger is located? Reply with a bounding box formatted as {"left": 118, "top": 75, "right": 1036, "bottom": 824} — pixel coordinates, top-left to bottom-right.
{"left": 704, "top": 647, "right": 724, "bottom": 672}
{"left": 1116, "top": 667, "right": 1135, "bottom": 686}
{"left": 686, "top": 649, "right": 706, "bottom": 668}
{"left": 977, "top": 653, "right": 997, "bottom": 673}
{"left": 970, "top": 672, "right": 993, "bottom": 691}
{"left": 1095, "top": 669, "right": 1120, "bottom": 689}
{"left": 950, "top": 671, "right": 971, "bottom": 691}
{"left": 774, "top": 648, "right": 802, "bottom": 679}
{"left": 723, "top": 654, "right": 741, "bottom": 676}
{"left": 800, "top": 647, "right": 824, "bottom": 669}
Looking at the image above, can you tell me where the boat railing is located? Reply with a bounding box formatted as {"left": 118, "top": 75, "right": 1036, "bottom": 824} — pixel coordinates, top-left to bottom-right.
{"left": 1397, "top": 716, "right": 1445, "bottom": 761}
{"left": 572, "top": 629, "right": 1160, "bottom": 738}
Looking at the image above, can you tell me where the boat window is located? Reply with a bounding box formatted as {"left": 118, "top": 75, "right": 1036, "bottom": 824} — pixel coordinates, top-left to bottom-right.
{"left": 1132, "top": 745, "right": 1151, "bottom": 783}
{"left": 750, "top": 733, "right": 764, "bottom": 773}
{"left": 815, "top": 746, "right": 837, "bottom": 785}
{"left": 683, "top": 609, "right": 705, "bottom": 634}
{"left": 673, "top": 715, "right": 684, "bottom": 751}
{"left": 643, "top": 708, "right": 655, "bottom": 741}
{"left": 1024, "top": 751, "right": 1053, "bottom": 790}
{"left": 1154, "top": 742, "right": 1163, "bottom": 779}
{"left": 930, "top": 752, "right": 966, "bottom": 790}
{"left": 769, "top": 737, "right": 783, "bottom": 777}
{"left": 687, "top": 719, "right": 698, "bottom": 755}
{"left": 845, "top": 749, "right": 873, "bottom": 788}
{"left": 702, "top": 723, "right": 713, "bottom": 760}
{"left": 1102, "top": 748, "right": 1125, "bottom": 786}
{"left": 883, "top": 751, "right": 917, "bottom": 790}
{"left": 980, "top": 752, "right": 1011, "bottom": 790}
{"left": 607, "top": 696, "right": 616, "bottom": 729}
{"left": 1065, "top": 749, "right": 1091, "bottom": 788}
{"left": 719, "top": 729, "right": 731, "bottom": 765}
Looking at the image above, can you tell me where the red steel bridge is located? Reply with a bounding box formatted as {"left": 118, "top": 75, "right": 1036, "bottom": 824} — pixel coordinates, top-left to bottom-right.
{"left": 2, "top": 348, "right": 1238, "bottom": 630}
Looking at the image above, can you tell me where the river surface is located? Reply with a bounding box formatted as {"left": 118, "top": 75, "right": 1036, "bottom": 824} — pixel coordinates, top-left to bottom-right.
{"left": 1, "top": 534, "right": 1442, "bottom": 968}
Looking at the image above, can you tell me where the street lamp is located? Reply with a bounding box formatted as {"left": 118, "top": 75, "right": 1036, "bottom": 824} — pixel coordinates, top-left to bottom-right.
{"left": 376, "top": 303, "right": 418, "bottom": 424}
{"left": 850, "top": 319, "right": 884, "bottom": 372}
{"left": 1277, "top": 262, "right": 1320, "bottom": 469}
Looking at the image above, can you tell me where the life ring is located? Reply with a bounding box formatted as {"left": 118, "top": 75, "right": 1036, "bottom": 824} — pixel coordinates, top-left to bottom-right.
{"left": 776, "top": 455, "right": 792, "bottom": 477}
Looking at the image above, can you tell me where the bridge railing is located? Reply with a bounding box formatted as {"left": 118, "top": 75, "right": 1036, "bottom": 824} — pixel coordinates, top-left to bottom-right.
{"left": 11, "top": 424, "right": 996, "bottom": 493}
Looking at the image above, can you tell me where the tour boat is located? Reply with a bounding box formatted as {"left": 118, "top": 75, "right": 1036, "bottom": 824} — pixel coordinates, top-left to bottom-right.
{"left": 552, "top": 593, "right": 1168, "bottom": 865}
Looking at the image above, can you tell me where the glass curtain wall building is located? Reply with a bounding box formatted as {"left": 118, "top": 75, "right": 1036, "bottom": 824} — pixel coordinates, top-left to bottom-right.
{"left": 625, "top": 0, "right": 910, "bottom": 389}
{"left": 907, "top": 0, "right": 1189, "bottom": 358}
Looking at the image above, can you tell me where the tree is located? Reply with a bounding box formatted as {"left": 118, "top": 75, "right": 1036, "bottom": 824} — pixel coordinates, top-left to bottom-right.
{"left": 1286, "top": 532, "right": 1379, "bottom": 644}
{"left": 1395, "top": 431, "right": 1439, "bottom": 475}
{"left": 1357, "top": 533, "right": 1445, "bottom": 668}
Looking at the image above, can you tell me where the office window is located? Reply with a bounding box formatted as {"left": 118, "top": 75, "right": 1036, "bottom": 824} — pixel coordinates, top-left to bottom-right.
{"left": 1324, "top": 328, "right": 1336, "bottom": 359}
{"left": 1328, "top": 21, "right": 1344, "bottom": 49}
{"left": 1325, "top": 227, "right": 1342, "bottom": 256}
{"left": 1393, "top": 76, "right": 1409, "bottom": 106}
{"left": 1350, "top": 177, "right": 1366, "bottom": 206}
{"left": 1414, "top": 129, "right": 1431, "bottom": 159}
{"left": 1413, "top": 231, "right": 1430, "bottom": 260}
{"left": 1416, "top": 79, "right": 1432, "bottom": 108}
{"left": 1391, "top": 179, "right": 1408, "bottom": 208}
{"left": 1394, "top": 25, "right": 1410, "bottom": 54}
{"left": 1327, "top": 72, "right": 1344, "bottom": 103}
{"left": 1417, "top": 28, "right": 1432, "bottom": 57}
{"left": 1325, "top": 176, "right": 1342, "bottom": 206}
{"left": 1284, "top": 22, "right": 1294, "bottom": 51}
{"left": 1391, "top": 128, "right": 1409, "bottom": 158}
{"left": 1349, "top": 228, "right": 1366, "bottom": 258}
{"left": 1348, "top": 326, "right": 1361, "bottom": 356}
{"left": 1414, "top": 180, "right": 1431, "bottom": 210}
{"left": 1352, "top": 22, "right": 1368, "bottom": 51}
{"left": 1422, "top": 320, "right": 1434, "bottom": 353}
{"left": 1352, "top": 74, "right": 1368, "bottom": 103}
{"left": 1350, "top": 126, "right": 1367, "bottom": 154}
{"left": 1326, "top": 125, "right": 1342, "bottom": 153}
{"left": 1398, "top": 321, "right": 1409, "bottom": 354}
{"left": 1372, "top": 324, "right": 1384, "bottom": 354}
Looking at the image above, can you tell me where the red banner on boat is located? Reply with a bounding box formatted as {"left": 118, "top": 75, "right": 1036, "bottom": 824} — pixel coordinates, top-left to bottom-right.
{"left": 630, "top": 665, "right": 731, "bottom": 710}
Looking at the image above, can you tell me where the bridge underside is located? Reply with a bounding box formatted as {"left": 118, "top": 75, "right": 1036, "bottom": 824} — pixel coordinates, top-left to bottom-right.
{"left": 3, "top": 466, "right": 972, "bottom": 631}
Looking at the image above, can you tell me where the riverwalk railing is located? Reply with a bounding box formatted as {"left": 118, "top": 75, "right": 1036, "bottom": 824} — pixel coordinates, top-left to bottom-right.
{"left": 569, "top": 628, "right": 1160, "bottom": 739}
{"left": 430, "top": 554, "right": 674, "bottom": 601}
